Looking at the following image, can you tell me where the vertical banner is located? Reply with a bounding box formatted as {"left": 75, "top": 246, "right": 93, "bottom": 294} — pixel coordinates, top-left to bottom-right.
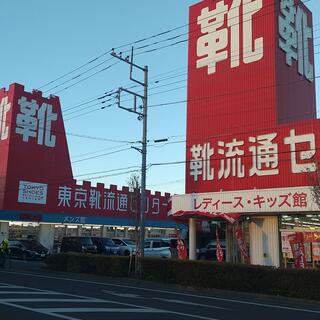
{"left": 235, "top": 227, "right": 250, "bottom": 264}
{"left": 216, "top": 226, "right": 224, "bottom": 262}
{"left": 177, "top": 231, "right": 188, "bottom": 260}
{"left": 289, "top": 232, "right": 307, "bottom": 269}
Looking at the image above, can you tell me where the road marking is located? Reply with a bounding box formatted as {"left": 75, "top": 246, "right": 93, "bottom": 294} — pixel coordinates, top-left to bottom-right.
{"left": 0, "top": 279, "right": 220, "bottom": 320}
{"left": 5, "top": 271, "right": 318, "bottom": 314}
{"left": 36, "top": 307, "right": 220, "bottom": 320}
{"left": 36, "top": 307, "right": 163, "bottom": 313}
{"left": 0, "top": 291, "right": 61, "bottom": 295}
{"left": 0, "top": 282, "right": 101, "bottom": 301}
{"left": 102, "top": 289, "right": 142, "bottom": 298}
{"left": 153, "top": 297, "right": 229, "bottom": 310}
{"left": 0, "top": 301, "right": 82, "bottom": 320}
{"left": 0, "top": 298, "right": 106, "bottom": 303}
{"left": 0, "top": 284, "right": 163, "bottom": 320}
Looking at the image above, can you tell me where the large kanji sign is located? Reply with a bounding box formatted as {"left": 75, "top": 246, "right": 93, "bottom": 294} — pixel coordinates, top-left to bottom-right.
{"left": 186, "top": 0, "right": 317, "bottom": 194}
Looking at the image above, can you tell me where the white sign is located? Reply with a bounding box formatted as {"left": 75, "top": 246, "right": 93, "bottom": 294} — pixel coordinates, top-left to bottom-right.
{"left": 57, "top": 185, "right": 161, "bottom": 215}
{"left": 279, "top": 0, "right": 314, "bottom": 82}
{"left": 15, "top": 96, "right": 57, "bottom": 147}
{"left": 18, "top": 181, "right": 48, "bottom": 205}
{"left": 281, "top": 231, "right": 295, "bottom": 255}
{"left": 170, "top": 186, "right": 319, "bottom": 214}
{"left": 189, "top": 128, "right": 316, "bottom": 182}
{"left": 196, "top": 0, "right": 264, "bottom": 75}
{"left": 0, "top": 96, "right": 11, "bottom": 141}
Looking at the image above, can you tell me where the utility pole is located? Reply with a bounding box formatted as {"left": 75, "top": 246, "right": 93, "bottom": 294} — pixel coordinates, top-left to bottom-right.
{"left": 111, "top": 47, "right": 148, "bottom": 277}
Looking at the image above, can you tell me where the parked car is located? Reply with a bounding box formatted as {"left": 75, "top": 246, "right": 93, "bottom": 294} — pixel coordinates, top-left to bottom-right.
{"left": 91, "top": 237, "right": 120, "bottom": 256}
{"left": 60, "top": 236, "right": 97, "bottom": 253}
{"left": 197, "top": 239, "right": 226, "bottom": 260}
{"left": 112, "top": 238, "right": 136, "bottom": 256}
{"left": 144, "top": 238, "right": 172, "bottom": 259}
{"left": 9, "top": 239, "right": 49, "bottom": 260}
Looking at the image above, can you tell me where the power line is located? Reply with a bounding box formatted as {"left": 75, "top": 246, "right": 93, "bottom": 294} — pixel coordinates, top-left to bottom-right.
{"left": 37, "top": 50, "right": 112, "bottom": 90}
{"left": 0, "top": 167, "right": 142, "bottom": 196}
{"left": 0, "top": 114, "right": 136, "bottom": 144}
{"left": 147, "top": 179, "right": 185, "bottom": 188}
{"left": 116, "top": 0, "right": 314, "bottom": 56}
{"left": 51, "top": 19, "right": 319, "bottom": 116}
{"left": 36, "top": 0, "right": 315, "bottom": 96}
{"left": 59, "top": 73, "right": 186, "bottom": 115}
{"left": 148, "top": 74, "right": 320, "bottom": 108}
{"left": 59, "top": 32, "right": 320, "bottom": 120}
{"left": 79, "top": 169, "right": 141, "bottom": 182}
{"left": 58, "top": 34, "right": 319, "bottom": 115}
{"left": 2, "top": 143, "right": 320, "bottom": 196}
{"left": 74, "top": 165, "right": 141, "bottom": 178}
{"left": 133, "top": 1, "right": 318, "bottom": 57}
{"left": 62, "top": 69, "right": 320, "bottom": 122}
{"left": 64, "top": 102, "right": 117, "bottom": 121}
{"left": 52, "top": 60, "right": 120, "bottom": 95}
{"left": 71, "top": 147, "right": 134, "bottom": 164}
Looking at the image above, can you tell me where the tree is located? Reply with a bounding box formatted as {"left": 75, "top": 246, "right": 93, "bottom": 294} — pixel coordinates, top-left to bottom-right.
{"left": 309, "top": 161, "right": 320, "bottom": 209}
{"left": 126, "top": 173, "right": 141, "bottom": 233}
{"left": 126, "top": 173, "right": 141, "bottom": 276}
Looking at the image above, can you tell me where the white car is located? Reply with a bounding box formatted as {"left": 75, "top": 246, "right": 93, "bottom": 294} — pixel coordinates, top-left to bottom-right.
{"left": 143, "top": 238, "right": 173, "bottom": 259}
{"left": 112, "top": 238, "right": 136, "bottom": 256}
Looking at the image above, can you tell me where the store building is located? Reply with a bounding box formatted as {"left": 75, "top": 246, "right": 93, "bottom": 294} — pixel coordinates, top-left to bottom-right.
{"left": 0, "top": 83, "right": 177, "bottom": 251}
{"left": 170, "top": 0, "right": 320, "bottom": 267}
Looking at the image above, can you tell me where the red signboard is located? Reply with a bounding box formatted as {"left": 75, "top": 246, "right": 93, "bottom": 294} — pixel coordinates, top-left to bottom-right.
{"left": 0, "top": 83, "right": 170, "bottom": 222}
{"left": 186, "top": 0, "right": 317, "bottom": 194}
{"left": 303, "top": 232, "right": 320, "bottom": 243}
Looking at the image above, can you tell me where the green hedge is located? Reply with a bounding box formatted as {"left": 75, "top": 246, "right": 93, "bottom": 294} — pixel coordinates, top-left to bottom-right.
{"left": 142, "top": 259, "right": 320, "bottom": 300}
{"left": 46, "top": 254, "right": 320, "bottom": 301}
{"left": 46, "top": 253, "right": 130, "bottom": 277}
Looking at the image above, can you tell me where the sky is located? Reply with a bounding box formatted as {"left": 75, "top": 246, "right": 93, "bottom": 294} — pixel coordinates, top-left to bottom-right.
{"left": 0, "top": 0, "right": 319, "bottom": 196}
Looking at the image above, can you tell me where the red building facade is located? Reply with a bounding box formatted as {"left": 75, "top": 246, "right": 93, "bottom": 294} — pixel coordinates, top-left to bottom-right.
{"left": 186, "top": 0, "right": 317, "bottom": 194}
{"left": 171, "top": 0, "right": 320, "bottom": 267}
{"left": 0, "top": 83, "right": 172, "bottom": 229}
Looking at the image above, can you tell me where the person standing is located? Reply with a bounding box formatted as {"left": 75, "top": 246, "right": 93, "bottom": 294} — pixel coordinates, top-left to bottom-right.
{"left": 0, "top": 239, "right": 9, "bottom": 268}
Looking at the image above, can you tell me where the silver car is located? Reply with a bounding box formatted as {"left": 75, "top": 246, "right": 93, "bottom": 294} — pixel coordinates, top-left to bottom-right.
{"left": 112, "top": 238, "right": 136, "bottom": 256}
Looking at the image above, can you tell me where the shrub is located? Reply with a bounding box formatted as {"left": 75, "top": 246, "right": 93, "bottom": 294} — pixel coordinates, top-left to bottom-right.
{"left": 66, "top": 253, "right": 95, "bottom": 273}
{"left": 141, "top": 258, "right": 320, "bottom": 300}
{"left": 46, "top": 253, "right": 69, "bottom": 271}
{"left": 46, "top": 254, "right": 320, "bottom": 301}
{"left": 46, "top": 253, "right": 130, "bottom": 277}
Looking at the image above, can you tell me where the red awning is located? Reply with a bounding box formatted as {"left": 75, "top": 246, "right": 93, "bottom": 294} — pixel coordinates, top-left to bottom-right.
{"left": 172, "top": 210, "right": 241, "bottom": 224}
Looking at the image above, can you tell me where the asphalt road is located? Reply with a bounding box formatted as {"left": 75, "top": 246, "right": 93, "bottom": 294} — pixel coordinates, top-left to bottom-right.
{"left": 0, "top": 260, "right": 319, "bottom": 320}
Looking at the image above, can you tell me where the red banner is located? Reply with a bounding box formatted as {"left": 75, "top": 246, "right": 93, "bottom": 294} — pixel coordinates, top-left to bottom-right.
{"left": 216, "top": 226, "right": 224, "bottom": 262}
{"left": 289, "top": 232, "right": 307, "bottom": 269}
{"left": 177, "top": 231, "right": 188, "bottom": 260}
{"left": 235, "top": 228, "right": 250, "bottom": 264}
